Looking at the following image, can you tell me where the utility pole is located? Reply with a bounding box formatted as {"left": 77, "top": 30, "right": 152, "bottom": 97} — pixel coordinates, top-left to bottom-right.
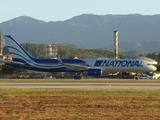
{"left": 0, "top": 30, "right": 3, "bottom": 57}
{"left": 114, "top": 31, "right": 118, "bottom": 59}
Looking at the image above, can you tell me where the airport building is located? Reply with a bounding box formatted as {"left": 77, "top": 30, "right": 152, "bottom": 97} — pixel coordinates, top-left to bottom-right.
{"left": 44, "top": 44, "right": 58, "bottom": 58}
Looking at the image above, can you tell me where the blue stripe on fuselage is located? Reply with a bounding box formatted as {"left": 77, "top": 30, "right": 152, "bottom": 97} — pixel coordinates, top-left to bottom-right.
{"left": 10, "top": 58, "right": 91, "bottom": 71}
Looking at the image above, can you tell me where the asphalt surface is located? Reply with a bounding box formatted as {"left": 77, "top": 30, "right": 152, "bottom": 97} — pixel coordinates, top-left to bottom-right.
{"left": 0, "top": 82, "right": 160, "bottom": 89}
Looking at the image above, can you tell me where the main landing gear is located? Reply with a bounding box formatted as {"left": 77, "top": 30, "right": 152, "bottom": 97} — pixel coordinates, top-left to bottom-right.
{"left": 74, "top": 76, "right": 81, "bottom": 80}
{"left": 74, "top": 72, "right": 83, "bottom": 80}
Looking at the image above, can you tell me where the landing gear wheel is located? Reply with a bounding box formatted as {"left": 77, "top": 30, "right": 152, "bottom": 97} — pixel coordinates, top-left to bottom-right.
{"left": 134, "top": 76, "right": 139, "bottom": 80}
{"left": 74, "top": 76, "right": 81, "bottom": 80}
{"left": 78, "top": 76, "right": 81, "bottom": 80}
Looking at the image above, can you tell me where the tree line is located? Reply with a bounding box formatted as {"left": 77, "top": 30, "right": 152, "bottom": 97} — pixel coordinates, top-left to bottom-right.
{"left": 19, "top": 43, "right": 129, "bottom": 59}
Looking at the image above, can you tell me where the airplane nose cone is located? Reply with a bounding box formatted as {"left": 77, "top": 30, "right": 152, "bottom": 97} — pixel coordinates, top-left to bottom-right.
{"left": 151, "top": 66, "right": 157, "bottom": 71}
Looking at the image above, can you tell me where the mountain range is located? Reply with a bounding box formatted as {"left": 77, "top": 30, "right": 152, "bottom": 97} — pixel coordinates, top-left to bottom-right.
{"left": 0, "top": 14, "right": 160, "bottom": 54}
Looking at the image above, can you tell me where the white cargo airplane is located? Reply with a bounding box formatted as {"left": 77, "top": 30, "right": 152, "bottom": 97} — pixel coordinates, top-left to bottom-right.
{"left": 2, "top": 35, "right": 157, "bottom": 79}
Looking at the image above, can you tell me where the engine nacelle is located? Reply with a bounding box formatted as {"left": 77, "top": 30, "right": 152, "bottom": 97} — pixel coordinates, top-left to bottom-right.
{"left": 84, "top": 68, "right": 102, "bottom": 76}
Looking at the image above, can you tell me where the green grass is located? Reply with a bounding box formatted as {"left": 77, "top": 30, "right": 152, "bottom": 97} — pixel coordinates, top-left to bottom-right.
{"left": 0, "top": 88, "right": 160, "bottom": 95}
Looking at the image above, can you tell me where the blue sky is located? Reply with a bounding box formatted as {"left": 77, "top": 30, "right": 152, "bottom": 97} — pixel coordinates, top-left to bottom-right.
{"left": 0, "top": 0, "right": 160, "bottom": 23}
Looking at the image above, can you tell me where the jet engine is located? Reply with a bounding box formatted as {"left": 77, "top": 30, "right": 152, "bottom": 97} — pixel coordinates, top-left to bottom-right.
{"left": 84, "top": 68, "right": 102, "bottom": 76}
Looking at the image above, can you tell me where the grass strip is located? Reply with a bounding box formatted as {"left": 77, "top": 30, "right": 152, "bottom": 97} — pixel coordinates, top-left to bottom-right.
{"left": 0, "top": 88, "right": 160, "bottom": 95}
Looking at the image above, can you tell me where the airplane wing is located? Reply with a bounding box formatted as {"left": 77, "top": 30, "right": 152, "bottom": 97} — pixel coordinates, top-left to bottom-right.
{"left": 63, "top": 63, "right": 90, "bottom": 71}
{"left": 6, "top": 60, "right": 25, "bottom": 65}
{"left": 58, "top": 58, "right": 90, "bottom": 71}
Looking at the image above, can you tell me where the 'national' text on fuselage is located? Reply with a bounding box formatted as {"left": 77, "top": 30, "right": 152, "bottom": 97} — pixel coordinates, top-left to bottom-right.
{"left": 94, "top": 60, "right": 143, "bottom": 67}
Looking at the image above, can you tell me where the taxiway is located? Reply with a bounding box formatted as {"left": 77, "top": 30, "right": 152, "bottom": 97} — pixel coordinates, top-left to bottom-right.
{"left": 0, "top": 83, "right": 160, "bottom": 89}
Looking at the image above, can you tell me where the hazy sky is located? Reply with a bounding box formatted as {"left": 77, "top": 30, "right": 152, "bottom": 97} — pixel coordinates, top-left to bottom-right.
{"left": 0, "top": 0, "right": 160, "bottom": 23}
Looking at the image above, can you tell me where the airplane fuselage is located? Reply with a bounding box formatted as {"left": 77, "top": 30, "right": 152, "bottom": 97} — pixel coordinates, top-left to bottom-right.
{"left": 84, "top": 58, "right": 157, "bottom": 72}
{"left": 6, "top": 58, "right": 157, "bottom": 73}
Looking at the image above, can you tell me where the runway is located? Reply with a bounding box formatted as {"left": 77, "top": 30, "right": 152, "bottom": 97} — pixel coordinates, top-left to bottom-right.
{"left": 0, "top": 83, "right": 160, "bottom": 89}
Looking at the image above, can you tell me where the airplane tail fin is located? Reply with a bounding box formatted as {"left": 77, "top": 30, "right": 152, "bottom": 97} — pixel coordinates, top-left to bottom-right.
{"left": 3, "top": 35, "right": 33, "bottom": 61}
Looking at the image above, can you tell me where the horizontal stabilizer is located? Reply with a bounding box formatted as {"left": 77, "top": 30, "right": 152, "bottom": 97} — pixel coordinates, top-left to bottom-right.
{"left": 0, "top": 59, "right": 25, "bottom": 65}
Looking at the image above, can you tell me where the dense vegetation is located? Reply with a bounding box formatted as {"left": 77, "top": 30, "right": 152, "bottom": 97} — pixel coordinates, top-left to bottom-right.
{"left": 20, "top": 44, "right": 129, "bottom": 59}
